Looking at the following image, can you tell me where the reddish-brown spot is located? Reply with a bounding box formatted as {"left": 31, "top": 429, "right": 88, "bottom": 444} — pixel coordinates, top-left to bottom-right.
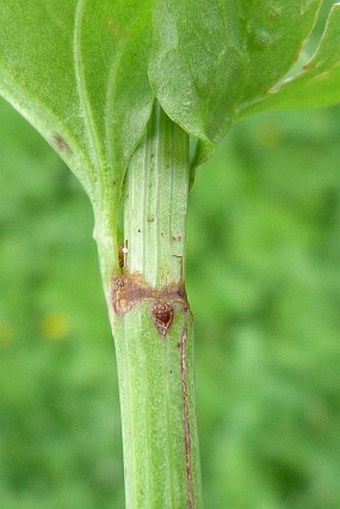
{"left": 151, "top": 301, "right": 174, "bottom": 337}
{"left": 111, "top": 272, "right": 189, "bottom": 317}
{"left": 52, "top": 134, "right": 71, "bottom": 153}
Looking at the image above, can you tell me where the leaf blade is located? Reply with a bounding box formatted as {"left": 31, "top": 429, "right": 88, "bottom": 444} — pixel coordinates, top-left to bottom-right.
{"left": 0, "top": 1, "right": 96, "bottom": 194}
{"left": 149, "top": 0, "right": 323, "bottom": 147}
{"left": 0, "top": 0, "right": 155, "bottom": 209}
{"left": 239, "top": 2, "right": 340, "bottom": 117}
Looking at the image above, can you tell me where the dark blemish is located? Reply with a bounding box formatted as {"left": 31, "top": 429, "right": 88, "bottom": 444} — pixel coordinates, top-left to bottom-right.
{"left": 172, "top": 235, "right": 182, "bottom": 241}
{"left": 151, "top": 301, "right": 174, "bottom": 337}
{"left": 52, "top": 134, "right": 71, "bottom": 154}
{"left": 177, "top": 287, "right": 186, "bottom": 298}
{"left": 111, "top": 272, "right": 190, "bottom": 317}
{"left": 118, "top": 244, "right": 125, "bottom": 269}
{"left": 180, "top": 323, "right": 194, "bottom": 509}
{"left": 118, "top": 241, "right": 128, "bottom": 270}
{"left": 112, "top": 179, "right": 117, "bottom": 186}
{"left": 137, "top": 228, "right": 141, "bottom": 233}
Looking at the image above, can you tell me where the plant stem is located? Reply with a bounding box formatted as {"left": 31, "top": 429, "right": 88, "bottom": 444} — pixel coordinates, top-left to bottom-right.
{"left": 109, "top": 103, "right": 202, "bottom": 509}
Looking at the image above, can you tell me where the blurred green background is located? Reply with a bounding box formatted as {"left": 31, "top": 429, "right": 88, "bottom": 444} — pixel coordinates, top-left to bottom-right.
{"left": 1, "top": 92, "right": 340, "bottom": 509}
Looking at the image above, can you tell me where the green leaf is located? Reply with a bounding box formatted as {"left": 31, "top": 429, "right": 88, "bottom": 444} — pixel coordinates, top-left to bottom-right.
{"left": 0, "top": 1, "right": 93, "bottom": 192}
{"left": 239, "top": 2, "right": 340, "bottom": 117}
{"left": 0, "top": 1, "right": 154, "bottom": 212}
{"left": 74, "top": 0, "right": 154, "bottom": 203}
{"left": 149, "top": 0, "right": 323, "bottom": 149}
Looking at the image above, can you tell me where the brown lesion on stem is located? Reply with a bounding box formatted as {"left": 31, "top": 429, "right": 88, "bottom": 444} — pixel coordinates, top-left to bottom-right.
{"left": 151, "top": 300, "right": 174, "bottom": 337}
{"left": 111, "top": 271, "right": 190, "bottom": 337}
{"left": 112, "top": 272, "right": 189, "bottom": 315}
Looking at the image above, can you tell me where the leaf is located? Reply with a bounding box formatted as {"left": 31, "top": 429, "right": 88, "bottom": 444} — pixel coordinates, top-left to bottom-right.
{"left": 74, "top": 0, "right": 154, "bottom": 207}
{"left": 0, "top": 0, "right": 154, "bottom": 215}
{"left": 238, "top": 2, "right": 340, "bottom": 117}
{"left": 0, "top": 1, "right": 93, "bottom": 193}
{"left": 149, "top": 0, "right": 323, "bottom": 150}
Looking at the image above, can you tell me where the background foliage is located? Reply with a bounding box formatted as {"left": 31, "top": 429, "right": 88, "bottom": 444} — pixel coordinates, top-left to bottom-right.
{"left": 1, "top": 95, "right": 340, "bottom": 508}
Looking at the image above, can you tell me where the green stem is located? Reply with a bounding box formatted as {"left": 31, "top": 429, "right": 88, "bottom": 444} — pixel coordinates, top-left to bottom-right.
{"left": 124, "top": 103, "right": 188, "bottom": 288}
{"left": 110, "top": 103, "right": 202, "bottom": 508}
